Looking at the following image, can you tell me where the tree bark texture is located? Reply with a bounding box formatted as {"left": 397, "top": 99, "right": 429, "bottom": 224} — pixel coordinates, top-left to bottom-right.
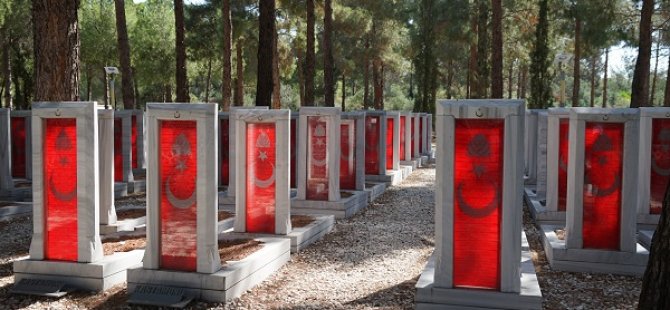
{"left": 255, "top": 0, "right": 275, "bottom": 107}
{"left": 304, "top": 0, "right": 315, "bottom": 106}
{"left": 221, "top": 0, "right": 232, "bottom": 110}
{"left": 174, "top": 0, "right": 189, "bottom": 102}
{"left": 630, "top": 0, "right": 653, "bottom": 108}
{"left": 205, "top": 57, "right": 212, "bottom": 102}
{"left": 468, "top": 13, "right": 478, "bottom": 99}
{"left": 491, "top": 0, "right": 503, "bottom": 98}
{"left": 341, "top": 73, "right": 345, "bottom": 111}
{"left": 651, "top": 35, "right": 660, "bottom": 106}
{"left": 507, "top": 60, "right": 513, "bottom": 99}
{"left": 572, "top": 16, "right": 581, "bottom": 107}
{"left": 476, "top": 0, "right": 489, "bottom": 98}
{"left": 234, "top": 38, "right": 244, "bottom": 107}
{"left": 323, "top": 0, "right": 334, "bottom": 107}
{"left": 272, "top": 25, "right": 281, "bottom": 109}
{"left": 114, "top": 0, "right": 135, "bottom": 109}
{"left": 2, "top": 27, "right": 11, "bottom": 108}
{"left": 639, "top": 180, "right": 670, "bottom": 309}
{"left": 32, "top": 0, "right": 80, "bottom": 102}
{"left": 373, "top": 58, "right": 384, "bottom": 110}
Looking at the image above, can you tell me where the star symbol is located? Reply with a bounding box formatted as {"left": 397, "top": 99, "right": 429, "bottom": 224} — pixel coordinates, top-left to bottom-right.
{"left": 316, "top": 138, "right": 325, "bottom": 146}
{"left": 473, "top": 164, "right": 486, "bottom": 178}
{"left": 259, "top": 151, "right": 268, "bottom": 161}
{"left": 175, "top": 159, "right": 187, "bottom": 172}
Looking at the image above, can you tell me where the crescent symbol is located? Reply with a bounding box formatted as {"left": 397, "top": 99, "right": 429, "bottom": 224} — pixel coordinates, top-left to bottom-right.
{"left": 651, "top": 159, "right": 670, "bottom": 177}
{"left": 48, "top": 174, "right": 77, "bottom": 202}
{"left": 589, "top": 174, "right": 622, "bottom": 197}
{"left": 456, "top": 181, "right": 499, "bottom": 218}
{"left": 253, "top": 163, "right": 276, "bottom": 188}
{"left": 165, "top": 176, "right": 196, "bottom": 209}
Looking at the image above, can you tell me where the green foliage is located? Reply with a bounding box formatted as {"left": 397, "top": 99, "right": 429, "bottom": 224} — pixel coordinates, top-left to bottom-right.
{"left": 529, "top": 0, "right": 553, "bottom": 109}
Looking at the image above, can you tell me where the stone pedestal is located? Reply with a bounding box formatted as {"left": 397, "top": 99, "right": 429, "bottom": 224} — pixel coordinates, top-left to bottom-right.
{"left": 636, "top": 107, "right": 670, "bottom": 228}
{"left": 13, "top": 102, "right": 142, "bottom": 294}
{"left": 524, "top": 109, "right": 539, "bottom": 185}
{"left": 341, "top": 112, "right": 366, "bottom": 192}
{"left": 0, "top": 108, "right": 13, "bottom": 194}
{"left": 114, "top": 110, "right": 146, "bottom": 194}
{"left": 399, "top": 112, "right": 420, "bottom": 170}
{"left": 541, "top": 108, "right": 648, "bottom": 276}
{"left": 525, "top": 110, "right": 556, "bottom": 223}
{"left": 417, "top": 99, "right": 541, "bottom": 310}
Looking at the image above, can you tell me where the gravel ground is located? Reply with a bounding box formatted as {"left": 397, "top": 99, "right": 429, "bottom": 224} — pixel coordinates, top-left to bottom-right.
{"left": 0, "top": 165, "right": 645, "bottom": 309}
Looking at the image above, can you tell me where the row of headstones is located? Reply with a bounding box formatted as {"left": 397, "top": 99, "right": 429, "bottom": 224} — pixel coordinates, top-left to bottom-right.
{"left": 8, "top": 102, "right": 434, "bottom": 304}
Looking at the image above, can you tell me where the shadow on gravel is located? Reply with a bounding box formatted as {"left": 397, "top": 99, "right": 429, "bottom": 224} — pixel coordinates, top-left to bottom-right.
{"left": 345, "top": 277, "right": 418, "bottom": 309}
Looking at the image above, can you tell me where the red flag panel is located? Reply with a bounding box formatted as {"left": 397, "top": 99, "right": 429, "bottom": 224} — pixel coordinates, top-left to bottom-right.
{"left": 291, "top": 119, "right": 297, "bottom": 188}
{"left": 453, "top": 119, "right": 503, "bottom": 290}
{"left": 365, "top": 116, "right": 380, "bottom": 174}
{"left": 649, "top": 118, "right": 670, "bottom": 214}
{"left": 10, "top": 117, "right": 26, "bottom": 178}
{"left": 113, "top": 118, "right": 123, "bottom": 182}
{"left": 411, "top": 117, "right": 416, "bottom": 156}
{"left": 582, "top": 122, "right": 623, "bottom": 250}
{"left": 340, "top": 122, "right": 355, "bottom": 190}
{"left": 220, "top": 119, "right": 230, "bottom": 186}
{"left": 307, "top": 117, "right": 329, "bottom": 200}
{"left": 131, "top": 115, "right": 138, "bottom": 169}
{"left": 245, "top": 123, "right": 277, "bottom": 233}
{"left": 558, "top": 119, "right": 569, "bottom": 212}
{"left": 400, "top": 116, "right": 406, "bottom": 161}
{"left": 159, "top": 120, "right": 198, "bottom": 271}
{"left": 44, "top": 118, "right": 78, "bottom": 261}
{"left": 386, "top": 118, "right": 394, "bottom": 170}
{"left": 420, "top": 117, "right": 424, "bottom": 152}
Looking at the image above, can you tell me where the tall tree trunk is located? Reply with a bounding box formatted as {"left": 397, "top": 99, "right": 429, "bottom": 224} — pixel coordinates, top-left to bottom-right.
{"left": 572, "top": 16, "right": 581, "bottom": 107}
{"left": 491, "top": 0, "right": 503, "bottom": 98}
{"left": 363, "top": 39, "right": 370, "bottom": 109}
{"left": 234, "top": 38, "right": 244, "bottom": 107}
{"left": 255, "top": 0, "right": 275, "bottom": 107}
{"left": 341, "top": 73, "right": 346, "bottom": 111}
{"left": 517, "top": 62, "right": 522, "bottom": 99}
{"left": 221, "top": 0, "right": 232, "bottom": 110}
{"left": 590, "top": 55, "right": 596, "bottom": 107}
{"left": 507, "top": 59, "right": 513, "bottom": 99}
{"left": 132, "top": 67, "right": 139, "bottom": 107}
{"left": 272, "top": 24, "right": 281, "bottom": 109}
{"left": 603, "top": 49, "right": 609, "bottom": 108}
{"left": 205, "top": 57, "right": 212, "bottom": 102}
{"left": 469, "top": 10, "right": 478, "bottom": 99}
{"left": 174, "top": 0, "right": 189, "bottom": 102}
{"left": 295, "top": 42, "right": 305, "bottom": 107}
{"left": 447, "top": 59, "right": 454, "bottom": 99}
{"left": 114, "top": 0, "right": 135, "bottom": 109}
{"left": 639, "top": 180, "right": 670, "bottom": 309}
{"left": 2, "top": 28, "right": 11, "bottom": 109}
{"left": 32, "top": 0, "right": 80, "bottom": 101}
{"left": 476, "top": 0, "right": 489, "bottom": 98}
{"left": 651, "top": 34, "right": 660, "bottom": 106}
{"left": 630, "top": 0, "right": 653, "bottom": 108}
{"left": 102, "top": 68, "right": 109, "bottom": 107}
{"left": 304, "top": 0, "right": 315, "bottom": 106}
{"left": 373, "top": 58, "right": 384, "bottom": 110}
{"left": 521, "top": 65, "right": 527, "bottom": 99}
{"left": 323, "top": 0, "right": 334, "bottom": 107}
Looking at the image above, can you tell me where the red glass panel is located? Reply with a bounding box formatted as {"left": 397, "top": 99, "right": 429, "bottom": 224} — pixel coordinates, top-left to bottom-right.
{"left": 365, "top": 116, "right": 380, "bottom": 174}
{"left": 245, "top": 123, "right": 277, "bottom": 233}
{"left": 558, "top": 119, "right": 569, "bottom": 212}
{"left": 420, "top": 117, "right": 424, "bottom": 152}
{"left": 220, "top": 119, "right": 230, "bottom": 186}
{"left": 159, "top": 120, "right": 198, "bottom": 271}
{"left": 386, "top": 118, "right": 394, "bottom": 170}
{"left": 44, "top": 118, "right": 78, "bottom": 261}
{"left": 411, "top": 117, "right": 416, "bottom": 156}
{"left": 453, "top": 119, "right": 503, "bottom": 290}
{"left": 399, "top": 116, "right": 406, "bottom": 161}
{"left": 113, "top": 118, "right": 123, "bottom": 182}
{"left": 582, "top": 122, "right": 623, "bottom": 250}
{"left": 649, "top": 119, "right": 670, "bottom": 214}
{"left": 10, "top": 117, "right": 26, "bottom": 178}
{"left": 131, "top": 115, "right": 138, "bottom": 169}
{"left": 290, "top": 119, "right": 297, "bottom": 188}
{"left": 307, "top": 117, "right": 328, "bottom": 200}
{"left": 340, "top": 122, "right": 356, "bottom": 190}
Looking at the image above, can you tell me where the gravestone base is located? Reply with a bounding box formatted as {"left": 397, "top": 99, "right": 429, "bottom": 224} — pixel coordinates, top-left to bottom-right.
{"left": 420, "top": 155, "right": 430, "bottom": 167}
{"left": 218, "top": 217, "right": 235, "bottom": 234}
{"left": 0, "top": 179, "right": 33, "bottom": 201}
{"left": 541, "top": 224, "right": 649, "bottom": 276}
{"left": 400, "top": 159, "right": 420, "bottom": 171}
{"left": 523, "top": 175, "right": 536, "bottom": 186}
{"left": 0, "top": 202, "right": 32, "bottom": 221}
{"left": 114, "top": 182, "right": 128, "bottom": 198}
{"left": 218, "top": 189, "right": 235, "bottom": 211}
{"left": 365, "top": 169, "right": 404, "bottom": 186}
{"left": 364, "top": 182, "right": 386, "bottom": 203}
{"left": 399, "top": 165, "right": 414, "bottom": 180}
{"left": 416, "top": 233, "right": 542, "bottom": 310}
{"left": 126, "top": 180, "right": 146, "bottom": 194}
{"left": 637, "top": 214, "right": 660, "bottom": 230}
{"left": 230, "top": 215, "right": 334, "bottom": 253}
{"left": 524, "top": 187, "right": 565, "bottom": 225}
{"left": 127, "top": 237, "right": 290, "bottom": 303}
{"left": 638, "top": 230, "right": 654, "bottom": 249}
{"left": 100, "top": 214, "right": 147, "bottom": 235}
{"left": 292, "top": 191, "right": 369, "bottom": 219}
{"left": 13, "top": 250, "right": 144, "bottom": 292}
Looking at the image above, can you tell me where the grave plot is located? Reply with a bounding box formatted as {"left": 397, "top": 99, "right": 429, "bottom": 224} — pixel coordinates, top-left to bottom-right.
{"left": 218, "top": 106, "right": 269, "bottom": 210}
{"left": 3, "top": 110, "right": 33, "bottom": 201}
{"left": 293, "top": 107, "right": 368, "bottom": 219}
{"left": 416, "top": 99, "right": 542, "bottom": 310}
{"left": 340, "top": 112, "right": 371, "bottom": 202}
{"left": 540, "top": 108, "right": 648, "bottom": 276}
{"left": 228, "top": 109, "right": 334, "bottom": 253}
{"left": 99, "top": 109, "right": 144, "bottom": 234}
{"left": 12, "top": 102, "right": 143, "bottom": 296}
{"left": 364, "top": 111, "right": 404, "bottom": 186}
{"left": 524, "top": 109, "right": 539, "bottom": 185}
{"left": 127, "top": 103, "right": 289, "bottom": 306}
{"left": 113, "top": 110, "right": 145, "bottom": 194}
{"left": 399, "top": 111, "right": 420, "bottom": 171}
{"left": 411, "top": 113, "right": 421, "bottom": 164}
{"left": 419, "top": 113, "right": 432, "bottom": 165}
{"left": 0, "top": 108, "right": 32, "bottom": 219}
